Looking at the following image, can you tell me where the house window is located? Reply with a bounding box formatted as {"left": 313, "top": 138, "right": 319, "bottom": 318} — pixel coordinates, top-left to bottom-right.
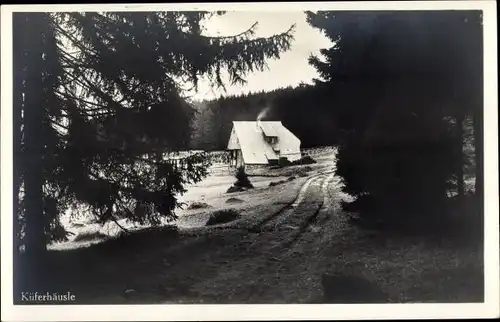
{"left": 266, "top": 136, "right": 277, "bottom": 144}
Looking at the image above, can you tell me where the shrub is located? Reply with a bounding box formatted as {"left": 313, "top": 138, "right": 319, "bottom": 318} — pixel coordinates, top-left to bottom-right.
{"left": 269, "top": 179, "right": 286, "bottom": 187}
{"left": 187, "top": 202, "right": 212, "bottom": 210}
{"left": 234, "top": 166, "right": 254, "bottom": 189}
{"left": 279, "top": 155, "right": 317, "bottom": 168}
{"left": 206, "top": 209, "right": 241, "bottom": 226}
{"left": 294, "top": 155, "right": 317, "bottom": 165}
{"left": 278, "top": 157, "right": 292, "bottom": 167}
{"left": 226, "top": 197, "right": 245, "bottom": 204}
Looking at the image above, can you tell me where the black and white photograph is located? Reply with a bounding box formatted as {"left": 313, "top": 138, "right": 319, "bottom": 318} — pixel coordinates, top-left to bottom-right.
{"left": 1, "top": 1, "right": 498, "bottom": 320}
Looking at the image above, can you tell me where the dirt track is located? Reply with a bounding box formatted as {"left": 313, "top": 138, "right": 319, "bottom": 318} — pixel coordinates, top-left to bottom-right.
{"left": 67, "top": 168, "right": 347, "bottom": 304}
{"left": 153, "top": 168, "right": 350, "bottom": 304}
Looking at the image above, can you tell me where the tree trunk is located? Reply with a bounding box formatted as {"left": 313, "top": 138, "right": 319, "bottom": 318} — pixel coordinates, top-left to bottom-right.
{"left": 12, "top": 13, "right": 26, "bottom": 295}
{"left": 22, "top": 13, "right": 47, "bottom": 260}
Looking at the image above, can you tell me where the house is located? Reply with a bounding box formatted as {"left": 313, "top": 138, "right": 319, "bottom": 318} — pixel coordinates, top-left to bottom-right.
{"left": 227, "top": 121, "right": 301, "bottom": 168}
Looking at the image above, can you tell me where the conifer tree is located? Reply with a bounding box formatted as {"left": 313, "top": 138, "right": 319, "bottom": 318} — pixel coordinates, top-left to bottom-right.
{"left": 13, "top": 11, "right": 296, "bottom": 258}
{"left": 306, "top": 11, "right": 483, "bottom": 229}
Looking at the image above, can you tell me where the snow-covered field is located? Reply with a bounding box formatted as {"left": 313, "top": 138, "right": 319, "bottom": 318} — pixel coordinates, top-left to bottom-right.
{"left": 40, "top": 145, "right": 482, "bottom": 305}
{"left": 49, "top": 147, "right": 337, "bottom": 250}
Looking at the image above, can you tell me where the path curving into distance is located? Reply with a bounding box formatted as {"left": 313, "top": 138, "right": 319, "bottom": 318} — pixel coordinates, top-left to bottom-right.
{"left": 182, "top": 166, "right": 345, "bottom": 303}
{"left": 322, "top": 172, "right": 336, "bottom": 210}
{"left": 248, "top": 169, "right": 336, "bottom": 233}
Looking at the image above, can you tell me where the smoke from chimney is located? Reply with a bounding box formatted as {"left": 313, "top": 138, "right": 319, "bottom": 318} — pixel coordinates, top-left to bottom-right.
{"left": 257, "top": 106, "right": 271, "bottom": 122}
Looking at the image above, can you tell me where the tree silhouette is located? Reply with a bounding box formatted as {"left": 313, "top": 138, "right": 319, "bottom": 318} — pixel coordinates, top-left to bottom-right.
{"left": 13, "top": 11, "right": 296, "bottom": 261}
{"left": 306, "top": 11, "right": 483, "bottom": 230}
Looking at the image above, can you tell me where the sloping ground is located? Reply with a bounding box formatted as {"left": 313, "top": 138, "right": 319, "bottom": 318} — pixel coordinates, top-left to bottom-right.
{"left": 50, "top": 167, "right": 313, "bottom": 250}
{"left": 36, "top": 146, "right": 482, "bottom": 305}
{"left": 49, "top": 147, "right": 336, "bottom": 250}
{"left": 177, "top": 149, "right": 336, "bottom": 232}
{"left": 175, "top": 175, "right": 310, "bottom": 232}
{"left": 30, "top": 150, "right": 483, "bottom": 305}
{"left": 160, "top": 172, "right": 483, "bottom": 304}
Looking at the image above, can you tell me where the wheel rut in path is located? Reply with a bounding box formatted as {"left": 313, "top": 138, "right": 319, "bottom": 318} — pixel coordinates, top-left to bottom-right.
{"left": 77, "top": 167, "right": 344, "bottom": 304}
{"left": 270, "top": 172, "right": 334, "bottom": 250}
{"left": 186, "top": 168, "right": 343, "bottom": 303}
{"left": 249, "top": 171, "right": 333, "bottom": 233}
{"left": 247, "top": 173, "right": 323, "bottom": 233}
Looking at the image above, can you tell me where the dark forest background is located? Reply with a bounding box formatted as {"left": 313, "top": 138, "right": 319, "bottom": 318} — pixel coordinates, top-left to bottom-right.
{"left": 189, "top": 84, "right": 336, "bottom": 151}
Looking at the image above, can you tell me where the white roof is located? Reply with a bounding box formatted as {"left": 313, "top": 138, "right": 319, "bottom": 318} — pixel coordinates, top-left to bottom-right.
{"left": 227, "top": 121, "right": 301, "bottom": 165}
{"left": 259, "top": 122, "right": 280, "bottom": 137}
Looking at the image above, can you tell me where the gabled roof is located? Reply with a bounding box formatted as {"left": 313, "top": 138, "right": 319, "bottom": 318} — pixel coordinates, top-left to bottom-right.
{"left": 227, "top": 121, "right": 301, "bottom": 165}
{"left": 258, "top": 121, "right": 280, "bottom": 137}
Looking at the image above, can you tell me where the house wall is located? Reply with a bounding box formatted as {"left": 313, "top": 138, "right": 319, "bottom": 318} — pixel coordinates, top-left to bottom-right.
{"left": 229, "top": 149, "right": 245, "bottom": 168}
{"left": 227, "top": 127, "right": 240, "bottom": 150}
{"left": 245, "top": 164, "right": 270, "bottom": 175}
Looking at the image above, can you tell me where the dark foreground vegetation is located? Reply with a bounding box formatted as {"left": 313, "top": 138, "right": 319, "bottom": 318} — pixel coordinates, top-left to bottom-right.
{"left": 14, "top": 192, "right": 482, "bottom": 304}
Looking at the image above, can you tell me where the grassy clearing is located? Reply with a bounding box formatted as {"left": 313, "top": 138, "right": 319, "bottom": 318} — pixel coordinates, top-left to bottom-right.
{"left": 28, "top": 146, "right": 481, "bottom": 304}
{"left": 174, "top": 173, "right": 309, "bottom": 231}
